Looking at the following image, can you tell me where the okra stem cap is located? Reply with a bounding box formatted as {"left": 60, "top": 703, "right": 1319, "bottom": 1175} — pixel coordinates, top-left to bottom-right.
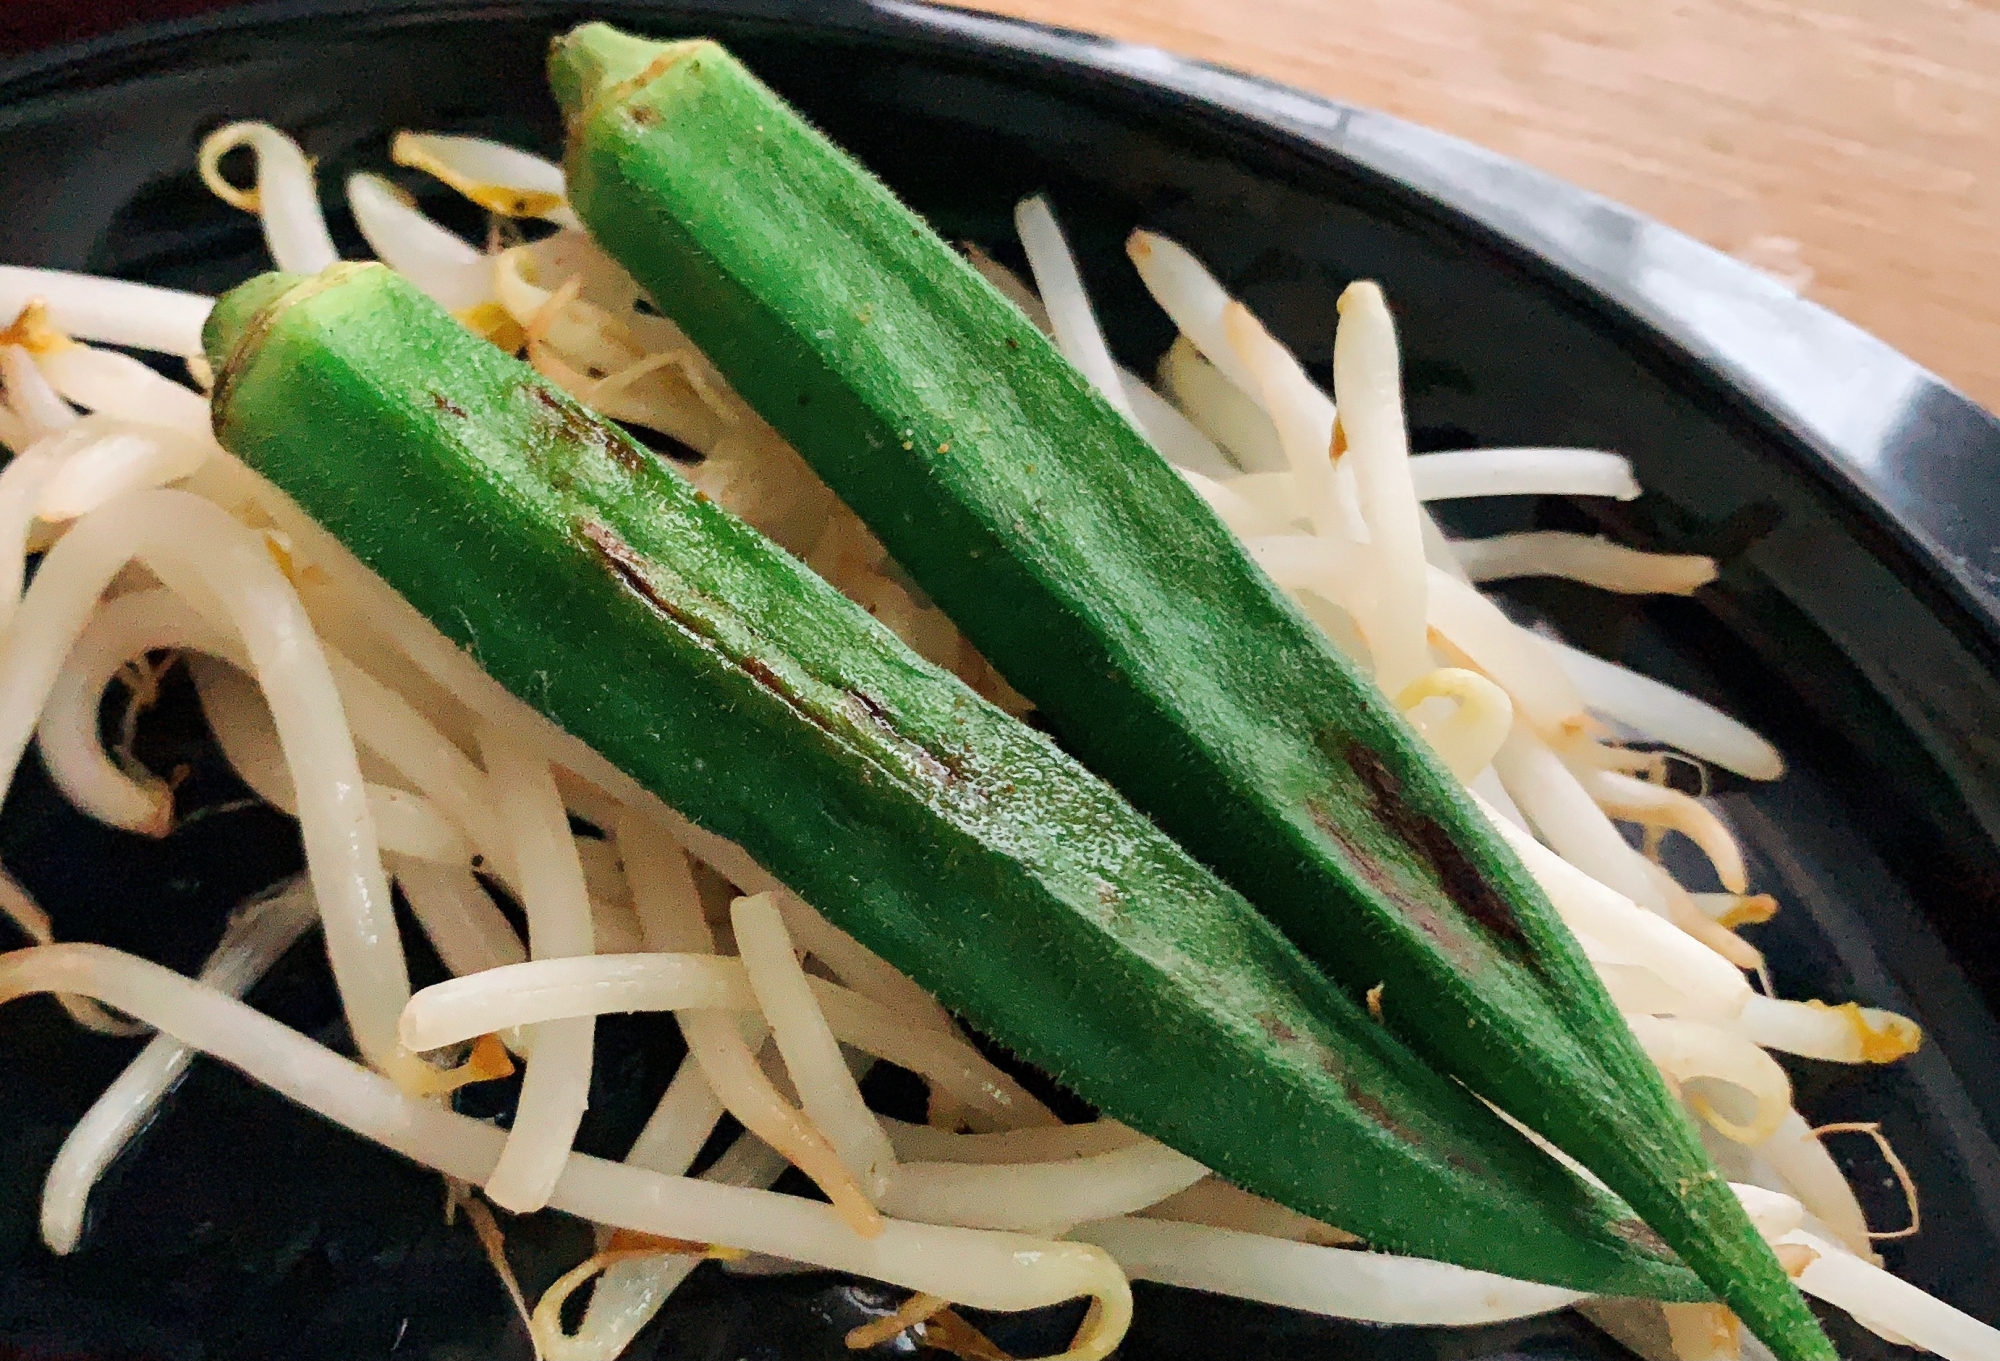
{"left": 549, "top": 23, "right": 709, "bottom": 125}
{"left": 200, "top": 269, "right": 306, "bottom": 370}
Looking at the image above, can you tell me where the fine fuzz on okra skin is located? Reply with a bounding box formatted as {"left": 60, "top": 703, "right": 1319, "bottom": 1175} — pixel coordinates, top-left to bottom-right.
{"left": 203, "top": 263, "right": 1704, "bottom": 1299}
{"left": 550, "top": 26, "right": 1831, "bottom": 1359}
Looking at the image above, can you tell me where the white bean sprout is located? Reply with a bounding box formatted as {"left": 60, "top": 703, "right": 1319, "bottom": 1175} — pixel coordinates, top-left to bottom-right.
{"left": 0, "top": 138, "right": 1985, "bottom": 1361}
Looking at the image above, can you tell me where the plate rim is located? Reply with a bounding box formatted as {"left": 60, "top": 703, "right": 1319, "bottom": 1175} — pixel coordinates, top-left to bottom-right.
{"left": 2, "top": 0, "right": 1998, "bottom": 661}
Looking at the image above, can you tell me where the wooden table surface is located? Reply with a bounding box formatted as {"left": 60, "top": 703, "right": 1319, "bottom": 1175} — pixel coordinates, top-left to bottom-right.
{"left": 969, "top": 0, "right": 2000, "bottom": 418}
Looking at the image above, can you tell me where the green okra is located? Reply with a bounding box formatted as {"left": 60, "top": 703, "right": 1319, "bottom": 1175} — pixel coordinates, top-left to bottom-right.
{"left": 549, "top": 26, "right": 1831, "bottom": 1359}
{"left": 204, "top": 262, "right": 1701, "bottom": 1298}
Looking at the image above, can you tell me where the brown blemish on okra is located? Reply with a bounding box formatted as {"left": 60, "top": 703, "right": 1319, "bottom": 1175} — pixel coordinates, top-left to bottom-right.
{"left": 1345, "top": 1079, "right": 1426, "bottom": 1149}
{"left": 527, "top": 383, "right": 650, "bottom": 476}
{"left": 1307, "top": 799, "right": 1477, "bottom": 966}
{"left": 1250, "top": 1014, "right": 1434, "bottom": 1154}
{"left": 551, "top": 28, "right": 710, "bottom": 135}
{"left": 582, "top": 518, "right": 837, "bottom": 738}
{"left": 847, "top": 689, "right": 892, "bottom": 724}
{"left": 739, "top": 656, "right": 808, "bottom": 708}
{"left": 841, "top": 691, "right": 961, "bottom": 788}
{"left": 583, "top": 517, "right": 964, "bottom": 792}
{"left": 1255, "top": 1011, "right": 1300, "bottom": 1044}
{"left": 1611, "top": 1217, "right": 1675, "bottom": 1256}
{"left": 583, "top": 519, "right": 725, "bottom": 641}
{"left": 1338, "top": 739, "right": 1532, "bottom": 956}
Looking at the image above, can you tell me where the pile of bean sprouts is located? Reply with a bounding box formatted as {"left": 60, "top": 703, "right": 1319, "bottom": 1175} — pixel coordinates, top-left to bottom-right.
{"left": 0, "top": 119, "right": 1993, "bottom": 1361}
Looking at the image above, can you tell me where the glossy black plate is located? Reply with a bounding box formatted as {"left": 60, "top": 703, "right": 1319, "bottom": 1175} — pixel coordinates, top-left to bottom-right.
{"left": 1, "top": 4, "right": 1998, "bottom": 1359}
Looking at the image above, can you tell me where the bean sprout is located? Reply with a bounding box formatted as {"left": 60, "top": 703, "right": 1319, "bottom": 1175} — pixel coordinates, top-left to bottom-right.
{"left": 345, "top": 174, "right": 495, "bottom": 312}
{"left": 479, "top": 728, "right": 597, "bottom": 1213}
{"left": 0, "top": 144, "right": 1967, "bottom": 1360}
{"left": 197, "top": 123, "right": 339, "bottom": 274}
{"left": 1457, "top": 532, "right": 1718, "bottom": 595}
{"left": 38, "top": 879, "right": 319, "bottom": 1253}
{"left": 1408, "top": 449, "right": 1640, "bottom": 503}
{"left": 0, "top": 945, "right": 1133, "bottom": 1361}
{"left": 1068, "top": 1217, "right": 1585, "bottom": 1326}
{"left": 392, "top": 132, "right": 580, "bottom": 227}
{"left": 0, "top": 267, "right": 211, "bottom": 357}
{"left": 1015, "top": 197, "right": 1137, "bottom": 421}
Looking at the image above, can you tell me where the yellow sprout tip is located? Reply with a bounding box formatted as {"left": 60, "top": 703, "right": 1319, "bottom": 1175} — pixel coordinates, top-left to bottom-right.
{"left": 1717, "top": 894, "right": 1779, "bottom": 928}
{"left": 0, "top": 300, "right": 74, "bottom": 355}
{"left": 1807, "top": 1001, "right": 1922, "bottom": 1063}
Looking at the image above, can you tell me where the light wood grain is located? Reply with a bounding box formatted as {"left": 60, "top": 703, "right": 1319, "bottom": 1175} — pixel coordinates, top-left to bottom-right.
{"left": 968, "top": 0, "right": 2000, "bottom": 416}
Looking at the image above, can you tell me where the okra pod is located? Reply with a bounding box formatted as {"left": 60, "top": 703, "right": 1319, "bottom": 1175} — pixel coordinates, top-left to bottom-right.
{"left": 203, "top": 263, "right": 1701, "bottom": 1298}
{"left": 550, "top": 28, "right": 1829, "bottom": 1358}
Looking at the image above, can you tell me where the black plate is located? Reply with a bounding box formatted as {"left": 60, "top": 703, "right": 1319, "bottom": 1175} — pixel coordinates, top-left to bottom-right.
{"left": 2, "top": 4, "right": 1998, "bottom": 1359}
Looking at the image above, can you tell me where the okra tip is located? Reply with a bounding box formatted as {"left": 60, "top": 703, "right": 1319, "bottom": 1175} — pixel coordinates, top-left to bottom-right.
{"left": 548, "top": 22, "right": 713, "bottom": 125}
